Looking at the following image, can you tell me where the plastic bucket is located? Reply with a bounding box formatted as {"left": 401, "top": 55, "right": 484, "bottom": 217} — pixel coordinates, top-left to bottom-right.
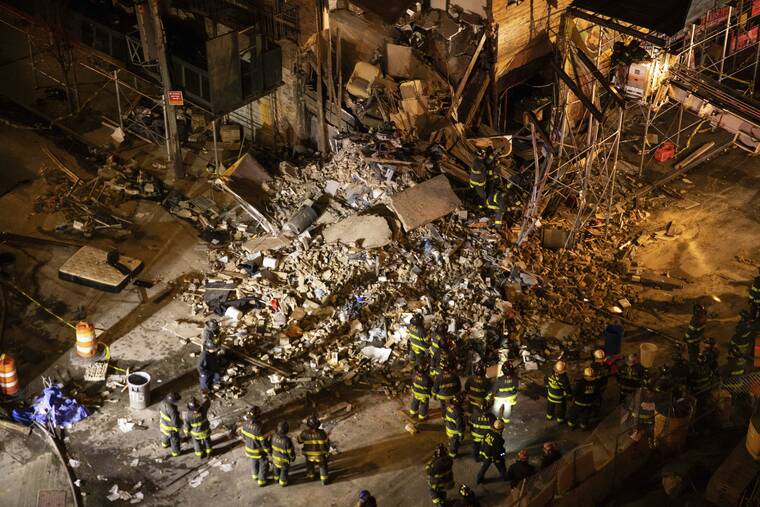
{"left": 127, "top": 372, "right": 151, "bottom": 410}
{"left": 603, "top": 325, "right": 624, "bottom": 356}
{"left": 640, "top": 343, "right": 658, "bottom": 368}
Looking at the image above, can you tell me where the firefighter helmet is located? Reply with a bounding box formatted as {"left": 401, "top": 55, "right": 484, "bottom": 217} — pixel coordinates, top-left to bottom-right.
{"left": 306, "top": 414, "right": 320, "bottom": 429}
{"left": 554, "top": 361, "right": 567, "bottom": 374}
{"left": 593, "top": 349, "right": 606, "bottom": 360}
{"left": 583, "top": 367, "right": 595, "bottom": 379}
{"left": 276, "top": 420, "right": 289, "bottom": 435}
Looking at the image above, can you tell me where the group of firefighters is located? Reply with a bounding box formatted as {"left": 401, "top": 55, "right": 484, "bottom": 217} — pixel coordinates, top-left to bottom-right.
{"left": 154, "top": 251, "right": 759, "bottom": 504}
{"left": 159, "top": 391, "right": 331, "bottom": 488}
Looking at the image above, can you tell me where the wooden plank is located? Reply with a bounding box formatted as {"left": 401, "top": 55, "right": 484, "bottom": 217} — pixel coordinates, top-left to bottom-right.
{"left": 42, "top": 147, "right": 80, "bottom": 184}
{"left": 450, "top": 33, "right": 487, "bottom": 116}
{"left": 464, "top": 74, "right": 491, "bottom": 127}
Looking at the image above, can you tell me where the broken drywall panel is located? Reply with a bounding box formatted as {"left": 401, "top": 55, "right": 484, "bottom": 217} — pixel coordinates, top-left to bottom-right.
{"left": 390, "top": 175, "right": 462, "bottom": 231}
{"left": 322, "top": 214, "right": 392, "bottom": 249}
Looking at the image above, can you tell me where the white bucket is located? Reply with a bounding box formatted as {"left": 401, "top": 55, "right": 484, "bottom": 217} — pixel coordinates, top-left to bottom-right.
{"left": 127, "top": 372, "right": 151, "bottom": 410}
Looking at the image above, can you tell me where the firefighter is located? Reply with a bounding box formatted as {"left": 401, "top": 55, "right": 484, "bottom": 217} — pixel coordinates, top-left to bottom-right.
{"left": 629, "top": 372, "right": 656, "bottom": 437}
{"left": 240, "top": 406, "right": 269, "bottom": 486}
{"left": 299, "top": 414, "right": 330, "bottom": 485}
{"left": 750, "top": 266, "right": 760, "bottom": 320}
{"left": 730, "top": 310, "right": 755, "bottom": 358}
{"left": 407, "top": 314, "right": 429, "bottom": 364}
{"left": 591, "top": 349, "right": 610, "bottom": 413}
{"left": 688, "top": 353, "right": 714, "bottom": 411}
{"left": 485, "top": 187, "right": 508, "bottom": 228}
{"left": 506, "top": 450, "right": 536, "bottom": 488}
{"left": 464, "top": 363, "right": 490, "bottom": 412}
{"left": 683, "top": 303, "right": 707, "bottom": 362}
{"left": 616, "top": 353, "right": 644, "bottom": 404}
{"left": 489, "top": 362, "right": 518, "bottom": 424}
{"left": 703, "top": 337, "right": 720, "bottom": 374}
{"left": 426, "top": 443, "right": 454, "bottom": 505}
{"left": 271, "top": 421, "right": 296, "bottom": 487}
{"left": 476, "top": 419, "right": 507, "bottom": 484}
{"left": 540, "top": 441, "right": 562, "bottom": 469}
{"left": 159, "top": 392, "right": 182, "bottom": 457}
{"left": 469, "top": 148, "right": 495, "bottom": 202}
{"left": 185, "top": 396, "right": 212, "bottom": 458}
{"left": 202, "top": 318, "right": 220, "bottom": 345}
{"left": 432, "top": 360, "right": 461, "bottom": 412}
{"left": 410, "top": 361, "right": 433, "bottom": 421}
{"left": 429, "top": 330, "right": 445, "bottom": 378}
{"left": 568, "top": 368, "right": 596, "bottom": 430}
{"left": 357, "top": 490, "right": 377, "bottom": 507}
{"left": 444, "top": 393, "right": 466, "bottom": 458}
{"left": 722, "top": 344, "right": 748, "bottom": 398}
{"left": 469, "top": 399, "right": 495, "bottom": 461}
{"left": 545, "top": 360, "right": 571, "bottom": 423}
{"left": 669, "top": 350, "right": 690, "bottom": 390}
{"left": 197, "top": 338, "right": 223, "bottom": 394}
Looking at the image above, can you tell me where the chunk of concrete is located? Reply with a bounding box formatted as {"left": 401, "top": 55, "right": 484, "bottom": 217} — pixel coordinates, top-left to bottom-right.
{"left": 390, "top": 175, "right": 462, "bottom": 231}
{"left": 322, "top": 214, "right": 392, "bottom": 249}
{"left": 242, "top": 235, "right": 290, "bottom": 254}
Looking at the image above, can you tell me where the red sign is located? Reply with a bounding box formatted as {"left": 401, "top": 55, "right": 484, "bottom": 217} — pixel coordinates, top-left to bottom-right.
{"left": 166, "top": 90, "right": 184, "bottom": 106}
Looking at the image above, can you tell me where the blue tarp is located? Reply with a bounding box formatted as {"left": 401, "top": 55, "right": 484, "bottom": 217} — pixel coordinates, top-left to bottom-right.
{"left": 11, "top": 384, "right": 90, "bottom": 428}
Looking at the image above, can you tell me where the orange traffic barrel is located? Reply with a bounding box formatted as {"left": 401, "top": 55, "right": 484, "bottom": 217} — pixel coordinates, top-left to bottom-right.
{"left": 754, "top": 337, "right": 760, "bottom": 368}
{"left": 76, "top": 321, "right": 97, "bottom": 358}
{"left": 0, "top": 353, "right": 19, "bottom": 396}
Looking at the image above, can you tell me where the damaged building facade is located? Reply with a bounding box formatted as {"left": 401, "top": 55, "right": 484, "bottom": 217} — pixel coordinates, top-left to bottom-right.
{"left": 0, "top": 0, "right": 760, "bottom": 506}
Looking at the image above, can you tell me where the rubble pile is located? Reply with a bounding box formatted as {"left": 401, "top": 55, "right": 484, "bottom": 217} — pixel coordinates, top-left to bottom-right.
{"left": 179, "top": 142, "right": 637, "bottom": 399}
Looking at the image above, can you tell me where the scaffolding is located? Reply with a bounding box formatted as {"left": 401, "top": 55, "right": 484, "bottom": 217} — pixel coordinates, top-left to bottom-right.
{"left": 518, "top": 15, "right": 628, "bottom": 245}
{"left": 637, "top": 1, "right": 760, "bottom": 170}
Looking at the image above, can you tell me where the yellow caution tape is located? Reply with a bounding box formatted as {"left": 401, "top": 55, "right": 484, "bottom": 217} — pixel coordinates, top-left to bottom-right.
{"left": 8, "top": 283, "right": 76, "bottom": 330}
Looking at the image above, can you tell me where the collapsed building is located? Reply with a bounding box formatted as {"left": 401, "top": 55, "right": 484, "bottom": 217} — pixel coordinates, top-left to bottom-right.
{"left": 1, "top": 0, "right": 760, "bottom": 505}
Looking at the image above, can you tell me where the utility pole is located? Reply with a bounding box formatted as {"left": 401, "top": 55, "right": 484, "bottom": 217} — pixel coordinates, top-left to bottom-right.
{"left": 148, "top": 0, "right": 184, "bottom": 179}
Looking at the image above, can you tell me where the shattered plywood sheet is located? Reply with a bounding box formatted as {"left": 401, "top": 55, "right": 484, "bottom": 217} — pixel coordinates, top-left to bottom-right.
{"left": 322, "top": 214, "right": 392, "bottom": 249}
{"left": 390, "top": 175, "right": 461, "bottom": 231}
{"left": 387, "top": 44, "right": 415, "bottom": 79}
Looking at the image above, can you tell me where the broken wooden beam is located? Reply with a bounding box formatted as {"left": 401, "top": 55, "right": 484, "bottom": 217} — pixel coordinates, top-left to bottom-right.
{"left": 525, "top": 110, "right": 555, "bottom": 154}
{"left": 450, "top": 33, "right": 487, "bottom": 116}
{"left": 464, "top": 74, "right": 491, "bottom": 127}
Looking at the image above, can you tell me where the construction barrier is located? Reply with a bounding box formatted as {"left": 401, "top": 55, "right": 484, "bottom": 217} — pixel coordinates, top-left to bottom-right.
{"left": 75, "top": 321, "right": 97, "bottom": 358}
{"left": 0, "top": 353, "right": 19, "bottom": 396}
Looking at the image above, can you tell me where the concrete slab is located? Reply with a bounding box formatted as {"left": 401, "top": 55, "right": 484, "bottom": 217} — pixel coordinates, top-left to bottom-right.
{"left": 322, "top": 214, "right": 392, "bottom": 249}
{"left": 242, "top": 235, "right": 290, "bottom": 253}
{"left": 390, "top": 175, "right": 461, "bottom": 231}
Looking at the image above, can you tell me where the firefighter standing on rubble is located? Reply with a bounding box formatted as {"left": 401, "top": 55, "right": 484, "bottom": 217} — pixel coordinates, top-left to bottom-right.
{"left": 469, "top": 399, "right": 495, "bottom": 461}
{"left": 432, "top": 360, "right": 461, "bottom": 412}
{"left": 197, "top": 336, "right": 223, "bottom": 394}
{"left": 683, "top": 303, "right": 708, "bottom": 363}
{"left": 407, "top": 314, "right": 430, "bottom": 364}
{"left": 271, "top": 421, "right": 296, "bottom": 487}
{"left": 489, "top": 362, "right": 518, "bottom": 424}
{"left": 426, "top": 443, "right": 455, "bottom": 505}
{"left": 464, "top": 363, "right": 490, "bottom": 412}
{"left": 185, "top": 396, "right": 212, "bottom": 458}
{"left": 429, "top": 328, "right": 446, "bottom": 378}
{"left": 159, "top": 392, "right": 182, "bottom": 457}
{"left": 469, "top": 147, "right": 496, "bottom": 202}
{"left": 410, "top": 360, "right": 433, "bottom": 421}
{"left": 445, "top": 393, "right": 466, "bottom": 458}
{"left": 568, "top": 368, "right": 596, "bottom": 430}
{"left": 629, "top": 371, "right": 656, "bottom": 439}
{"left": 476, "top": 419, "right": 507, "bottom": 484}
{"left": 299, "top": 414, "right": 330, "bottom": 485}
{"left": 616, "top": 353, "right": 644, "bottom": 404}
{"left": 240, "top": 406, "right": 269, "bottom": 486}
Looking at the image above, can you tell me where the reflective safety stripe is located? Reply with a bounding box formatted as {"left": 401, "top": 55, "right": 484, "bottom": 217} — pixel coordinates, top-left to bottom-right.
{"left": 413, "top": 393, "right": 430, "bottom": 401}
{"left": 303, "top": 439, "right": 327, "bottom": 445}
{"left": 413, "top": 383, "right": 430, "bottom": 392}
{"left": 445, "top": 428, "right": 463, "bottom": 437}
{"left": 469, "top": 180, "right": 486, "bottom": 187}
